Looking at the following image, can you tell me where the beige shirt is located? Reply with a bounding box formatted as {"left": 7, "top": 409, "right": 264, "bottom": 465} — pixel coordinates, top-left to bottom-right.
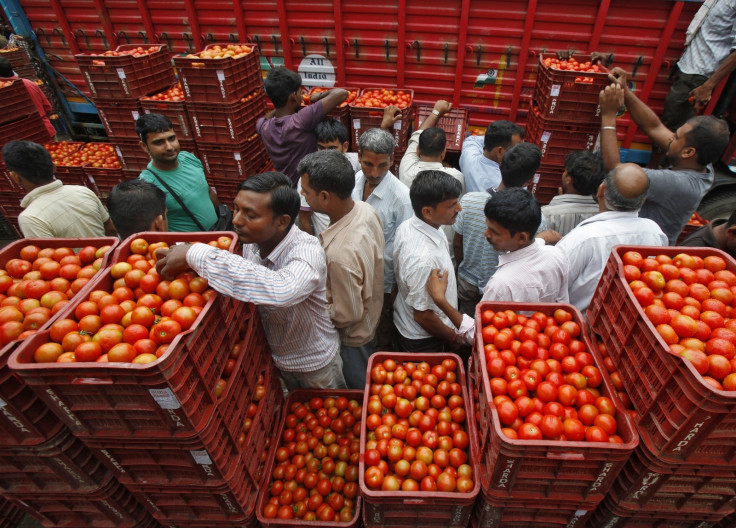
{"left": 320, "top": 201, "right": 385, "bottom": 347}
{"left": 19, "top": 180, "right": 109, "bottom": 238}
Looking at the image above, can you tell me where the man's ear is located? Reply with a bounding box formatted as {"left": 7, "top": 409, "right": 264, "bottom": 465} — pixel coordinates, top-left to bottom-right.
{"left": 515, "top": 231, "right": 531, "bottom": 246}
{"left": 421, "top": 205, "right": 434, "bottom": 223}
{"left": 342, "top": 141, "right": 350, "bottom": 152}
{"left": 7, "top": 170, "right": 19, "bottom": 185}
{"left": 597, "top": 182, "right": 606, "bottom": 201}
{"left": 152, "top": 214, "right": 167, "bottom": 232}
{"left": 441, "top": 147, "right": 447, "bottom": 161}
{"left": 275, "top": 213, "right": 292, "bottom": 231}
{"left": 139, "top": 140, "right": 149, "bottom": 154}
{"left": 681, "top": 146, "right": 697, "bottom": 160}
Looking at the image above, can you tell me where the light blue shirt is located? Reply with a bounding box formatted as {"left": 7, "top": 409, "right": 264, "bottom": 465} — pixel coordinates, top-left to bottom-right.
{"left": 352, "top": 171, "right": 413, "bottom": 293}
{"left": 459, "top": 136, "right": 502, "bottom": 192}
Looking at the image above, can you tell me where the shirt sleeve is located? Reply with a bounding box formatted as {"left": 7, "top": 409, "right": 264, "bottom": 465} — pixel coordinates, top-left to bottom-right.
{"left": 18, "top": 214, "right": 53, "bottom": 238}
{"left": 456, "top": 313, "right": 475, "bottom": 345}
{"left": 480, "top": 279, "right": 517, "bottom": 303}
{"left": 398, "top": 131, "right": 421, "bottom": 184}
{"left": 186, "top": 242, "right": 321, "bottom": 306}
{"left": 459, "top": 136, "right": 485, "bottom": 193}
{"left": 384, "top": 205, "right": 414, "bottom": 293}
{"left": 326, "top": 260, "right": 365, "bottom": 329}
{"left": 402, "top": 263, "right": 436, "bottom": 312}
{"left": 293, "top": 101, "right": 326, "bottom": 132}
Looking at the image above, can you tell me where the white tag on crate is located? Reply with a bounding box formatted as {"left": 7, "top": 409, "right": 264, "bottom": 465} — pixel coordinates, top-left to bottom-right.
{"left": 131, "top": 111, "right": 140, "bottom": 120}
{"left": 533, "top": 173, "right": 541, "bottom": 184}
{"left": 353, "top": 119, "right": 361, "bottom": 129}
{"left": 116, "top": 68, "right": 126, "bottom": 79}
{"left": 149, "top": 388, "right": 181, "bottom": 409}
{"left": 234, "top": 153, "right": 242, "bottom": 161}
{"left": 393, "top": 120, "right": 402, "bottom": 130}
{"left": 550, "top": 84, "right": 561, "bottom": 97}
{"left": 540, "top": 131, "right": 552, "bottom": 144}
{"left": 216, "top": 70, "right": 226, "bottom": 82}
{"left": 190, "top": 450, "right": 213, "bottom": 465}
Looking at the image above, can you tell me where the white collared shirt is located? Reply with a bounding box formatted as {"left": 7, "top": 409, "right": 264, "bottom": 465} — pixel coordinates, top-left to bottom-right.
{"left": 393, "top": 216, "right": 457, "bottom": 340}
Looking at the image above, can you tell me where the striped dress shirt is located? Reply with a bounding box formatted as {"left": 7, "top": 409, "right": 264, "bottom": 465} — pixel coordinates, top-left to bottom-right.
{"left": 186, "top": 225, "right": 340, "bottom": 372}
{"left": 678, "top": 0, "right": 736, "bottom": 77}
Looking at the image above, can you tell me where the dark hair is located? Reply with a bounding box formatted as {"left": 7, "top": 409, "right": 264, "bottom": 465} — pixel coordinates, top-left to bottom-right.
{"left": 500, "top": 143, "right": 542, "bottom": 188}
{"left": 564, "top": 151, "right": 606, "bottom": 195}
{"left": 684, "top": 116, "right": 730, "bottom": 166}
{"left": 484, "top": 187, "right": 541, "bottom": 236}
{"left": 0, "top": 57, "right": 12, "bottom": 77}
{"left": 1, "top": 140, "right": 54, "bottom": 184}
{"left": 107, "top": 179, "right": 166, "bottom": 240}
{"left": 484, "top": 120, "right": 525, "bottom": 151}
{"left": 135, "top": 113, "right": 173, "bottom": 143}
{"left": 238, "top": 172, "right": 300, "bottom": 228}
{"left": 417, "top": 128, "right": 447, "bottom": 158}
{"left": 315, "top": 119, "right": 349, "bottom": 145}
{"left": 297, "top": 150, "right": 355, "bottom": 199}
{"left": 727, "top": 210, "right": 736, "bottom": 227}
{"left": 264, "top": 67, "right": 302, "bottom": 109}
{"left": 410, "top": 170, "right": 462, "bottom": 218}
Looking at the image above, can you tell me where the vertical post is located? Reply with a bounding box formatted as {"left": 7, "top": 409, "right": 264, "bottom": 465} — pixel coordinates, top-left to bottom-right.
{"left": 397, "top": 0, "right": 406, "bottom": 86}
{"left": 509, "top": 0, "right": 537, "bottom": 122}
{"left": 452, "top": 0, "right": 471, "bottom": 108}
{"left": 276, "top": 0, "right": 293, "bottom": 69}
{"left": 588, "top": 0, "right": 611, "bottom": 53}
{"left": 182, "top": 0, "right": 203, "bottom": 51}
{"left": 232, "top": 0, "right": 247, "bottom": 43}
{"left": 333, "top": 0, "right": 345, "bottom": 85}
{"left": 134, "top": 0, "right": 156, "bottom": 45}
{"left": 91, "top": 0, "right": 118, "bottom": 49}
{"left": 45, "top": 0, "right": 80, "bottom": 55}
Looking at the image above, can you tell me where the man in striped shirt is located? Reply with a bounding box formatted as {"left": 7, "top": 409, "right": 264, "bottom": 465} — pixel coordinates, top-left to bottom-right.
{"left": 156, "top": 172, "right": 347, "bottom": 390}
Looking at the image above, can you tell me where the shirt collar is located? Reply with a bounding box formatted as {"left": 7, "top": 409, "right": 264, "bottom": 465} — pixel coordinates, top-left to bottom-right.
{"left": 575, "top": 210, "right": 639, "bottom": 227}
{"left": 409, "top": 216, "right": 447, "bottom": 247}
{"left": 357, "top": 170, "right": 396, "bottom": 201}
{"left": 548, "top": 194, "right": 597, "bottom": 205}
{"left": 320, "top": 202, "right": 358, "bottom": 247}
{"left": 498, "top": 238, "right": 544, "bottom": 266}
{"left": 21, "top": 179, "right": 62, "bottom": 207}
{"left": 261, "top": 223, "right": 300, "bottom": 264}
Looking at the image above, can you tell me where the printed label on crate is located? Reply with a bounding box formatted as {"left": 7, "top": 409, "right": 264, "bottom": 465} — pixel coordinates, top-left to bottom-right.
{"left": 540, "top": 131, "right": 551, "bottom": 144}
{"left": 627, "top": 471, "right": 662, "bottom": 503}
{"left": 148, "top": 387, "right": 181, "bottom": 409}
{"left": 131, "top": 110, "right": 140, "bottom": 121}
{"left": 98, "top": 449, "right": 128, "bottom": 475}
{"left": 44, "top": 388, "right": 83, "bottom": 429}
{"left": 567, "top": 511, "right": 588, "bottom": 528}
{"left": 48, "top": 455, "right": 88, "bottom": 487}
{"left": 189, "top": 449, "right": 213, "bottom": 465}
{"left": 116, "top": 68, "right": 126, "bottom": 79}
{"left": 667, "top": 414, "right": 714, "bottom": 457}
{"left": 589, "top": 461, "right": 614, "bottom": 493}
{"left": 98, "top": 498, "right": 126, "bottom": 521}
{"left": 217, "top": 490, "right": 244, "bottom": 515}
{"left": 550, "top": 84, "right": 561, "bottom": 97}
{"left": 393, "top": 120, "right": 402, "bottom": 130}
{"left": 216, "top": 70, "right": 226, "bottom": 82}
{"left": 0, "top": 396, "right": 6, "bottom": 409}
{"left": 353, "top": 118, "right": 361, "bottom": 129}
{"left": 0, "top": 404, "right": 31, "bottom": 434}
{"left": 491, "top": 457, "right": 518, "bottom": 490}
{"left": 84, "top": 71, "right": 98, "bottom": 97}
{"left": 216, "top": 70, "right": 227, "bottom": 100}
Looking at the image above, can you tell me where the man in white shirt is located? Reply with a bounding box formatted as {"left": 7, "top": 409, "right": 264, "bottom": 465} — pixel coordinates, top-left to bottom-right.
{"left": 393, "top": 170, "right": 463, "bottom": 353}
{"left": 459, "top": 120, "right": 524, "bottom": 192}
{"left": 557, "top": 164, "right": 669, "bottom": 313}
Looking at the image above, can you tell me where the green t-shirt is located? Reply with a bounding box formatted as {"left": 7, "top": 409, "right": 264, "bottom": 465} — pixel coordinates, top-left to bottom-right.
{"left": 139, "top": 151, "right": 218, "bottom": 232}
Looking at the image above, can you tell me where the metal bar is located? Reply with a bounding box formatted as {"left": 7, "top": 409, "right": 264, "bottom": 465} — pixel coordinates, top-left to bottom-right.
{"left": 91, "top": 0, "right": 118, "bottom": 48}
{"left": 509, "top": 0, "right": 537, "bottom": 122}
{"left": 622, "top": 0, "right": 684, "bottom": 148}
{"left": 588, "top": 0, "right": 611, "bottom": 53}
{"left": 276, "top": 0, "right": 293, "bottom": 69}
{"left": 46, "top": 0, "right": 80, "bottom": 55}
{"left": 183, "top": 0, "right": 203, "bottom": 51}
{"left": 134, "top": 0, "right": 157, "bottom": 45}
{"left": 232, "top": 0, "right": 247, "bottom": 42}
{"left": 397, "top": 0, "right": 406, "bottom": 86}
{"left": 333, "top": 0, "right": 345, "bottom": 84}
{"left": 452, "top": 0, "right": 471, "bottom": 108}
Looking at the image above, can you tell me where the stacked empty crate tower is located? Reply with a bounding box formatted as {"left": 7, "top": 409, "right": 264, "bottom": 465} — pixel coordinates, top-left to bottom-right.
{"left": 173, "top": 44, "right": 269, "bottom": 206}
{"left": 527, "top": 54, "right": 609, "bottom": 205}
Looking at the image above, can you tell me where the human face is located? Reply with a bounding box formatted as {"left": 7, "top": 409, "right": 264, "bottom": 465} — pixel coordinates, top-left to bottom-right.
{"left": 424, "top": 197, "right": 462, "bottom": 228}
{"left": 665, "top": 123, "right": 692, "bottom": 164}
{"left": 317, "top": 139, "right": 348, "bottom": 153}
{"left": 359, "top": 150, "right": 393, "bottom": 186}
{"left": 485, "top": 218, "right": 525, "bottom": 253}
{"left": 142, "top": 129, "right": 179, "bottom": 167}
{"left": 299, "top": 173, "right": 325, "bottom": 214}
{"left": 232, "top": 190, "right": 282, "bottom": 246}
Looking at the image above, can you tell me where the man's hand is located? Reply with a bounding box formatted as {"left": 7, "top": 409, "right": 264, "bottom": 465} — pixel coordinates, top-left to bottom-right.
{"left": 380, "top": 105, "right": 402, "bottom": 130}
{"left": 536, "top": 230, "right": 562, "bottom": 245}
{"left": 689, "top": 83, "right": 712, "bottom": 111}
{"left": 155, "top": 243, "right": 193, "bottom": 280}
{"left": 427, "top": 268, "right": 450, "bottom": 305}
{"left": 607, "top": 67, "right": 628, "bottom": 91}
{"left": 556, "top": 50, "right": 574, "bottom": 61}
{"left": 599, "top": 83, "right": 624, "bottom": 117}
{"left": 433, "top": 100, "right": 452, "bottom": 116}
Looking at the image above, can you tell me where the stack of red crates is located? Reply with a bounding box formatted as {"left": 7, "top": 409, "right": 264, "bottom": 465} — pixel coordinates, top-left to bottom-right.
{"left": 469, "top": 301, "right": 639, "bottom": 527}
{"left": 8, "top": 232, "right": 282, "bottom": 528}
{"left": 586, "top": 245, "right": 736, "bottom": 526}
{"left": 75, "top": 45, "right": 177, "bottom": 197}
{"left": 349, "top": 89, "right": 414, "bottom": 165}
{"left": 526, "top": 54, "right": 608, "bottom": 205}
{"left": 173, "top": 44, "right": 269, "bottom": 206}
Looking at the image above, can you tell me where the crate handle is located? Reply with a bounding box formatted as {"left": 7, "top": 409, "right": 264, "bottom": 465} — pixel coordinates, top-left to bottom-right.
{"left": 182, "top": 32, "right": 195, "bottom": 53}
{"left": 402, "top": 499, "right": 429, "bottom": 505}
{"left": 72, "top": 377, "right": 114, "bottom": 385}
{"left": 252, "top": 35, "right": 261, "bottom": 53}
{"left": 53, "top": 28, "right": 67, "bottom": 46}
{"left": 36, "top": 27, "right": 50, "bottom": 46}
{"left": 271, "top": 35, "right": 280, "bottom": 55}
{"left": 138, "top": 31, "right": 149, "bottom": 44}
{"left": 117, "top": 30, "right": 129, "bottom": 44}
{"left": 75, "top": 28, "right": 89, "bottom": 48}
{"left": 631, "top": 55, "right": 644, "bottom": 78}
{"left": 444, "top": 43, "right": 449, "bottom": 63}
{"left": 546, "top": 452, "right": 585, "bottom": 461}
{"left": 323, "top": 37, "right": 330, "bottom": 57}
{"left": 95, "top": 30, "right": 109, "bottom": 50}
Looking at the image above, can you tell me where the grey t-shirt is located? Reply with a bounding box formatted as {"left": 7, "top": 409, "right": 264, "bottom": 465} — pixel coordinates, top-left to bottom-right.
{"left": 641, "top": 165, "right": 714, "bottom": 245}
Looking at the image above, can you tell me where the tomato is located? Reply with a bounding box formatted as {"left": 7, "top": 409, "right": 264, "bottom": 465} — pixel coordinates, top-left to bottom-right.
{"left": 34, "top": 342, "right": 64, "bottom": 363}
{"left": 49, "top": 318, "right": 78, "bottom": 342}
{"left": 107, "top": 342, "right": 137, "bottom": 362}
{"left": 150, "top": 319, "right": 182, "bottom": 344}
{"left": 563, "top": 418, "right": 585, "bottom": 441}
{"left": 74, "top": 341, "right": 102, "bottom": 362}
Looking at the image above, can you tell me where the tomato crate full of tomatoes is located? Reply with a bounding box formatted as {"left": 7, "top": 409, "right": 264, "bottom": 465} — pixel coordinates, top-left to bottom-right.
{"left": 589, "top": 494, "right": 731, "bottom": 528}
{"left": 0, "top": 78, "right": 37, "bottom": 126}
{"left": 526, "top": 104, "right": 600, "bottom": 166}
{"left": 472, "top": 302, "right": 638, "bottom": 503}
{"left": 94, "top": 99, "right": 143, "bottom": 140}
{"left": 587, "top": 245, "right": 736, "bottom": 467}
{"left": 188, "top": 90, "right": 268, "bottom": 146}
{"left": 306, "top": 87, "right": 359, "bottom": 135}
{"left": 75, "top": 44, "right": 175, "bottom": 99}
{"left": 7, "top": 232, "right": 247, "bottom": 440}
{"left": 173, "top": 44, "right": 262, "bottom": 103}
{"left": 534, "top": 53, "right": 610, "bottom": 122}
{"left": 199, "top": 135, "right": 269, "bottom": 180}
{"left": 470, "top": 490, "right": 596, "bottom": 528}
{"left": 349, "top": 89, "right": 414, "bottom": 152}
{"left": 360, "top": 353, "right": 480, "bottom": 528}
{"left": 256, "top": 389, "right": 364, "bottom": 527}
{"left": 140, "top": 84, "right": 192, "bottom": 140}
{"left": 416, "top": 106, "right": 468, "bottom": 152}
{"left": 0, "top": 112, "right": 53, "bottom": 146}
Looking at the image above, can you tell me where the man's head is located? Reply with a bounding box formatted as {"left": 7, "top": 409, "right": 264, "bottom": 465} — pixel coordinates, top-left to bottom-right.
{"left": 0, "top": 57, "right": 13, "bottom": 77}
{"left": 233, "top": 172, "right": 300, "bottom": 246}
{"left": 500, "top": 143, "right": 542, "bottom": 189}
{"left": 410, "top": 170, "right": 462, "bottom": 227}
{"left": 417, "top": 128, "right": 446, "bottom": 159}
{"left": 358, "top": 128, "right": 395, "bottom": 187}
{"left": 315, "top": 119, "right": 350, "bottom": 152}
{"left": 298, "top": 150, "right": 355, "bottom": 214}
{"left": 2, "top": 140, "right": 54, "bottom": 186}
{"left": 484, "top": 120, "right": 524, "bottom": 162}
{"left": 136, "top": 113, "right": 179, "bottom": 165}
{"left": 108, "top": 179, "right": 167, "bottom": 239}
{"left": 721, "top": 210, "right": 736, "bottom": 258}
{"left": 562, "top": 151, "right": 606, "bottom": 196}
{"left": 599, "top": 163, "right": 650, "bottom": 212}
{"left": 484, "top": 187, "right": 541, "bottom": 253}
{"left": 263, "top": 67, "right": 303, "bottom": 110}
{"left": 667, "top": 116, "right": 730, "bottom": 168}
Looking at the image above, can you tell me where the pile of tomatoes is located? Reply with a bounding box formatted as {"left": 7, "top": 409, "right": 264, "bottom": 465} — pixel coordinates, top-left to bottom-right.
{"left": 185, "top": 44, "right": 252, "bottom": 60}
{"left": 261, "top": 395, "right": 362, "bottom": 522}
{"left": 0, "top": 80, "right": 14, "bottom": 88}
{"left": 44, "top": 142, "right": 83, "bottom": 163}
{"left": 352, "top": 89, "right": 412, "bottom": 109}
{"left": 623, "top": 251, "right": 736, "bottom": 391}
{"left": 363, "top": 358, "right": 474, "bottom": 494}
{"left": 685, "top": 212, "right": 707, "bottom": 227}
{"left": 240, "top": 89, "right": 261, "bottom": 104}
{"left": 543, "top": 56, "right": 603, "bottom": 73}
{"left": 49, "top": 143, "right": 121, "bottom": 169}
{"left": 140, "top": 83, "right": 184, "bottom": 102}
{"left": 0, "top": 244, "right": 111, "bottom": 347}
{"left": 305, "top": 88, "right": 358, "bottom": 108}
{"left": 31, "top": 236, "right": 231, "bottom": 364}
{"left": 91, "top": 46, "right": 160, "bottom": 58}
{"left": 594, "top": 339, "right": 635, "bottom": 418}
{"left": 480, "top": 308, "right": 623, "bottom": 443}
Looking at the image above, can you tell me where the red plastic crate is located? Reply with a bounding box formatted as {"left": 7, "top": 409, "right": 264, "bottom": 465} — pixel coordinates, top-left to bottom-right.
{"left": 11, "top": 474, "right": 149, "bottom": 528}
{"left": 256, "top": 388, "right": 364, "bottom": 528}
{"left": 0, "top": 495, "right": 25, "bottom": 527}
{"left": 526, "top": 162, "right": 564, "bottom": 206}
{"left": 0, "top": 47, "right": 32, "bottom": 70}
{"left": 473, "top": 301, "right": 638, "bottom": 502}
{"left": 349, "top": 89, "right": 414, "bottom": 152}
{"left": 95, "top": 99, "right": 143, "bottom": 140}
{"left": 75, "top": 45, "right": 175, "bottom": 99}
{"left": 470, "top": 489, "right": 596, "bottom": 528}
{"left": 173, "top": 44, "right": 262, "bottom": 103}
{"left": 53, "top": 163, "right": 89, "bottom": 187}
{"left": 306, "top": 86, "right": 359, "bottom": 140}
{"left": 589, "top": 495, "right": 730, "bottom": 528}
{"left": 0, "top": 161, "right": 22, "bottom": 193}
{"left": 416, "top": 105, "right": 468, "bottom": 152}
{"left": 209, "top": 176, "right": 242, "bottom": 206}
{"left": 391, "top": 148, "right": 406, "bottom": 177}
{"left": 526, "top": 105, "right": 600, "bottom": 165}
{"left": 0, "top": 426, "right": 109, "bottom": 495}
{"left": 533, "top": 54, "right": 610, "bottom": 122}
{"left": 199, "top": 137, "right": 269, "bottom": 180}
{"left": 113, "top": 140, "right": 152, "bottom": 172}
{"left": 676, "top": 212, "right": 709, "bottom": 245}
{"left": 139, "top": 83, "right": 192, "bottom": 140}
{"left": 360, "top": 352, "right": 480, "bottom": 528}
{"left": 188, "top": 91, "right": 267, "bottom": 146}
{"left": 84, "top": 166, "right": 127, "bottom": 198}
{"left": 0, "top": 112, "right": 53, "bottom": 146}
{"left": 0, "top": 78, "right": 36, "bottom": 126}
{"left": 587, "top": 245, "right": 736, "bottom": 466}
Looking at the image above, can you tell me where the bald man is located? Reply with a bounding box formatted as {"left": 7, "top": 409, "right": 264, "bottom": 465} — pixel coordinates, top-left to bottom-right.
{"left": 556, "top": 164, "right": 668, "bottom": 313}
